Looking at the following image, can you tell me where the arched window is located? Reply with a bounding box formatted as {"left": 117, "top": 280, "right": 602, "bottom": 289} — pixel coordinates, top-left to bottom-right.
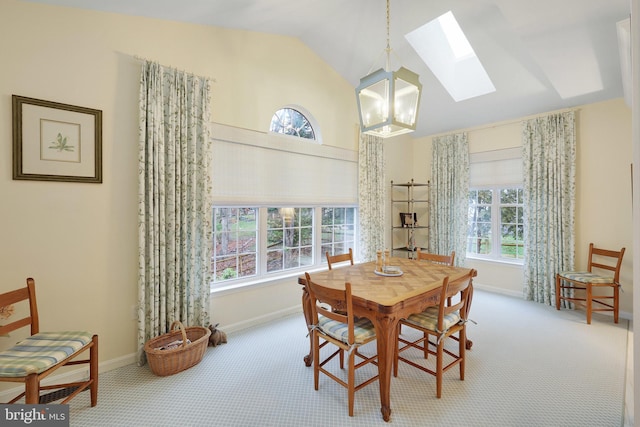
{"left": 270, "top": 107, "right": 316, "bottom": 140}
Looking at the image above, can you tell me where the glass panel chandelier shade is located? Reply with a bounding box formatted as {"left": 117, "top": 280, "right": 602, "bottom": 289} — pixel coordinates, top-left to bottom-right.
{"left": 356, "top": 67, "right": 422, "bottom": 138}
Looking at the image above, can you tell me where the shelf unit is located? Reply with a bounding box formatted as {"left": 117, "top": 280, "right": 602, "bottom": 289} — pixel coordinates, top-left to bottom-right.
{"left": 390, "top": 179, "right": 430, "bottom": 259}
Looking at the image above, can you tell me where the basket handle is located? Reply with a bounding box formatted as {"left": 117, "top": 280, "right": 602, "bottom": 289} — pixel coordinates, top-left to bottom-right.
{"left": 169, "top": 321, "right": 189, "bottom": 348}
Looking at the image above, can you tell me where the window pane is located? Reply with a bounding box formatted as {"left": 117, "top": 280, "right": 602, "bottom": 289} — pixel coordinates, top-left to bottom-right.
{"left": 321, "top": 207, "right": 356, "bottom": 259}
{"left": 213, "top": 207, "right": 258, "bottom": 283}
{"left": 501, "top": 206, "right": 516, "bottom": 223}
{"left": 270, "top": 108, "right": 316, "bottom": 140}
{"left": 267, "top": 207, "right": 315, "bottom": 274}
{"left": 478, "top": 190, "right": 492, "bottom": 204}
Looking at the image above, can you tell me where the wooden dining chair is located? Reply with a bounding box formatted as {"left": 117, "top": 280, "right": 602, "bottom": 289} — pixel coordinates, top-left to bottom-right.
{"left": 394, "top": 269, "right": 475, "bottom": 398}
{"left": 0, "top": 278, "right": 98, "bottom": 405}
{"left": 415, "top": 248, "right": 455, "bottom": 266}
{"left": 326, "top": 248, "right": 354, "bottom": 270}
{"left": 555, "top": 243, "right": 625, "bottom": 324}
{"left": 415, "top": 249, "right": 456, "bottom": 305}
{"left": 304, "top": 272, "right": 378, "bottom": 416}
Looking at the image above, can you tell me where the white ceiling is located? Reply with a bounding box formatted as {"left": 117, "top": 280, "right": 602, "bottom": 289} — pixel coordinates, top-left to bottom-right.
{"left": 24, "top": 0, "right": 631, "bottom": 137}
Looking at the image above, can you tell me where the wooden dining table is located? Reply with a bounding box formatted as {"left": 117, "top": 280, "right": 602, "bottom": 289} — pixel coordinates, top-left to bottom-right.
{"left": 298, "top": 256, "right": 475, "bottom": 422}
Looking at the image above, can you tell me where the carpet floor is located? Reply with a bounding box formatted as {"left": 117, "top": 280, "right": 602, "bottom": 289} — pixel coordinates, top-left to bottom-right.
{"left": 68, "top": 289, "right": 629, "bottom": 426}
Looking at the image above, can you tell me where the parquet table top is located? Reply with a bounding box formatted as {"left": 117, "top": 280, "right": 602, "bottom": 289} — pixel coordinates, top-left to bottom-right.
{"left": 299, "top": 257, "right": 471, "bottom": 307}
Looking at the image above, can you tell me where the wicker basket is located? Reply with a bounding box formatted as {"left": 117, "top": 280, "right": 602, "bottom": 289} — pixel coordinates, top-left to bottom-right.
{"left": 144, "top": 321, "right": 211, "bottom": 376}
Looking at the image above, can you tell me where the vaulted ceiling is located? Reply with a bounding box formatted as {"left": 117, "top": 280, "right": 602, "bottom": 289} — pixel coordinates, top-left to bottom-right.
{"left": 25, "top": 0, "right": 631, "bottom": 137}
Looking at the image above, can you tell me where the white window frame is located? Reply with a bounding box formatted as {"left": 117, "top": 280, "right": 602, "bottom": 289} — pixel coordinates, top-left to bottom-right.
{"left": 466, "top": 186, "right": 524, "bottom": 264}
{"left": 467, "top": 147, "right": 524, "bottom": 264}
{"left": 212, "top": 205, "right": 357, "bottom": 289}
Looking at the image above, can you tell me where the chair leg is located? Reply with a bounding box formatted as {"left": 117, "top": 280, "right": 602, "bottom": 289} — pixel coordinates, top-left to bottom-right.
{"left": 555, "top": 275, "right": 561, "bottom": 310}
{"left": 459, "top": 329, "right": 466, "bottom": 381}
{"left": 25, "top": 374, "right": 39, "bottom": 404}
{"left": 348, "top": 351, "right": 355, "bottom": 416}
{"left": 90, "top": 335, "right": 99, "bottom": 406}
{"left": 436, "top": 340, "right": 444, "bottom": 398}
{"left": 313, "top": 333, "right": 320, "bottom": 391}
{"left": 393, "top": 324, "right": 400, "bottom": 377}
{"left": 614, "top": 285, "right": 620, "bottom": 324}
{"left": 586, "top": 284, "right": 592, "bottom": 325}
{"left": 423, "top": 332, "right": 429, "bottom": 359}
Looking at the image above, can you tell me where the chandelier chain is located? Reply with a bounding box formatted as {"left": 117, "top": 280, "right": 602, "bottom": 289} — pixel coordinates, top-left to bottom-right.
{"left": 385, "top": 0, "right": 391, "bottom": 70}
{"left": 386, "top": 0, "right": 390, "bottom": 50}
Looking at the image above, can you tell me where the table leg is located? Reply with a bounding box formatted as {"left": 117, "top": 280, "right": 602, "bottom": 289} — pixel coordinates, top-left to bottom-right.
{"left": 373, "top": 313, "right": 399, "bottom": 422}
{"left": 301, "top": 285, "right": 313, "bottom": 367}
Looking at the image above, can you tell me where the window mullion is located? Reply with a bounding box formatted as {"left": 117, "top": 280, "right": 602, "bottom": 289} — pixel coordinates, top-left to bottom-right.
{"left": 491, "top": 188, "right": 498, "bottom": 258}
{"left": 259, "top": 207, "right": 268, "bottom": 274}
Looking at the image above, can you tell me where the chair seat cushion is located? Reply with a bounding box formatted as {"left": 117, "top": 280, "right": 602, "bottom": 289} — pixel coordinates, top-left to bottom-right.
{"left": 558, "top": 271, "right": 615, "bottom": 284}
{"left": 317, "top": 315, "right": 375, "bottom": 344}
{"left": 0, "top": 331, "right": 93, "bottom": 377}
{"left": 405, "top": 307, "right": 461, "bottom": 332}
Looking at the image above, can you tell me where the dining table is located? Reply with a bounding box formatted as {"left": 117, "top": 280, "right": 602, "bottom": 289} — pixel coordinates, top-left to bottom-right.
{"left": 298, "top": 256, "right": 476, "bottom": 422}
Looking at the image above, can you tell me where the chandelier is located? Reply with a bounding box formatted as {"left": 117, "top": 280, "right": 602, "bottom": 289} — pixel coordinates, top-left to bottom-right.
{"left": 356, "top": 0, "right": 422, "bottom": 138}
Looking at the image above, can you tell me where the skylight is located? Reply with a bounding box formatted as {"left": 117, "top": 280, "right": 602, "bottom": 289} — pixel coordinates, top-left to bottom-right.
{"left": 405, "top": 11, "right": 496, "bottom": 102}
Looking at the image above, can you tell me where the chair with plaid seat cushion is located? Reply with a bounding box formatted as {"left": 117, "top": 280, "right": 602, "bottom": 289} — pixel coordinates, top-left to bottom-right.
{"left": 0, "top": 278, "right": 98, "bottom": 405}
{"left": 556, "top": 243, "right": 625, "bottom": 324}
{"left": 394, "top": 270, "right": 475, "bottom": 398}
{"left": 304, "top": 272, "right": 378, "bottom": 417}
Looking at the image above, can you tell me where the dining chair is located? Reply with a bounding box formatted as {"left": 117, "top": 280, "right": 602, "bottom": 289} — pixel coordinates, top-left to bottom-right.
{"left": 415, "top": 248, "right": 455, "bottom": 266}
{"left": 415, "top": 249, "right": 456, "bottom": 306}
{"left": 0, "top": 278, "right": 98, "bottom": 405}
{"left": 304, "top": 272, "right": 378, "bottom": 416}
{"left": 394, "top": 269, "right": 475, "bottom": 398}
{"left": 555, "top": 243, "right": 625, "bottom": 324}
{"left": 326, "top": 248, "right": 354, "bottom": 270}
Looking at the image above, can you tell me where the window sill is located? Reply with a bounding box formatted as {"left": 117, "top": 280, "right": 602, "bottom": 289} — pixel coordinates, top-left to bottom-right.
{"left": 210, "top": 265, "right": 328, "bottom": 297}
{"left": 465, "top": 255, "right": 524, "bottom": 268}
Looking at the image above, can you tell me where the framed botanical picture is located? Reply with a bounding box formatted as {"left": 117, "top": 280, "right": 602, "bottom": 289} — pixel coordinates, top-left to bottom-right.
{"left": 12, "top": 95, "right": 102, "bottom": 183}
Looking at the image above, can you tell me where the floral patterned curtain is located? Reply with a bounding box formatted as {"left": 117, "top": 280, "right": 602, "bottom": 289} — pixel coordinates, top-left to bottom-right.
{"left": 429, "top": 133, "right": 469, "bottom": 267}
{"left": 358, "top": 133, "right": 385, "bottom": 262}
{"left": 137, "top": 61, "right": 213, "bottom": 364}
{"left": 522, "top": 111, "right": 576, "bottom": 306}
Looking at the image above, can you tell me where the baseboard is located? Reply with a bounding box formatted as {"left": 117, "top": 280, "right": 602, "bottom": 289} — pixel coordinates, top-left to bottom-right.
{"left": 222, "top": 305, "right": 303, "bottom": 334}
{"left": 474, "top": 282, "right": 633, "bottom": 320}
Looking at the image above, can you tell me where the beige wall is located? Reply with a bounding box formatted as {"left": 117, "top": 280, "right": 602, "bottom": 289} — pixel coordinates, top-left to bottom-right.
{"left": 391, "top": 98, "right": 633, "bottom": 315}
{"left": 0, "top": 0, "right": 357, "bottom": 373}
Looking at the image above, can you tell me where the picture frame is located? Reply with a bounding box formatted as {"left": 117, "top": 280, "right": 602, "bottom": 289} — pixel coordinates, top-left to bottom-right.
{"left": 399, "top": 212, "right": 417, "bottom": 227}
{"left": 12, "top": 95, "right": 102, "bottom": 183}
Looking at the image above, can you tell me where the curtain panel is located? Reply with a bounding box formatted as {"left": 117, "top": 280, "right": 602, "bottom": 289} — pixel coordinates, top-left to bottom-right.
{"left": 137, "top": 61, "right": 213, "bottom": 364}
{"left": 429, "top": 133, "right": 469, "bottom": 266}
{"left": 522, "top": 111, "right": 576, "bottom": 306}
{"left": 358, "top": 133, "right": 385, "bottom": 262}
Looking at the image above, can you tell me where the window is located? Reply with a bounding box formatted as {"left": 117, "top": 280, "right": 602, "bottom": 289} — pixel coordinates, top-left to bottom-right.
{"left": 467, "top": 187, "right": 524, "bottom": 262}
{"left": 321, "top": 207, "right": 356, "bottom": 257}
{"left": 213, "top": 208, "right": 258, "bottom": 282}
{"left": 266, "top": 207, "right": 314, "bottom": 272}
{"left": 212, "top": 206, "right": 357, "bottom": 286}
{"left": 270, "top": 108, "right": 315, "bottom": 140}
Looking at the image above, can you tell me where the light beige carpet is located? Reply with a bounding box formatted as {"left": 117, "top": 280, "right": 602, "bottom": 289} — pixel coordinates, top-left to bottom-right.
{"left": 68, "top": 289, "right": 628, "bottom": 426}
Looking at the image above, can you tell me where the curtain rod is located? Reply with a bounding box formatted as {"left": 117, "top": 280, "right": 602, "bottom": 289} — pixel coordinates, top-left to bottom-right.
{"left": 133, "top": 54, "right": 217, "bottom": 83}
{"left": 428, "top": 107, "right": 580, "bottom": 138}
